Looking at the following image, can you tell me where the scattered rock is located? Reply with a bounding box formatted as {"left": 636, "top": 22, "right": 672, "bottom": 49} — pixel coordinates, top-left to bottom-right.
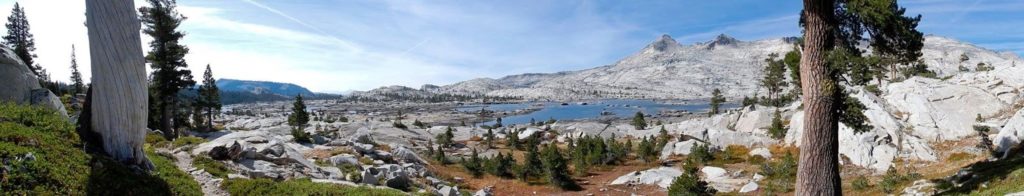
{"left": 749, "top": 147, "right": 772, "bottom": 159}
{"left": 739, "top": 181, "right": 758, "bottom": 193}
{"left": 610, "top": 167, "right": 681, "bottom": 188}
{"left": 437, "top": 185, "right": 460, "bottom": 196}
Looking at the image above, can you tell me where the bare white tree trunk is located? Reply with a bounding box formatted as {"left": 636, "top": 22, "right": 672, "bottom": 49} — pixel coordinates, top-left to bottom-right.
{"left": 86, "top": 0, "right": 151, "bottom": 168}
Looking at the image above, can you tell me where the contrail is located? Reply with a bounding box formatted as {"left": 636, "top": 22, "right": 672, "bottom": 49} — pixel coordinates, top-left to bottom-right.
{"left": 240, "top": 0, "right": 360, "bottom": 51}
{"left": 399, "top": 38, "right": 431, "bottom": 57}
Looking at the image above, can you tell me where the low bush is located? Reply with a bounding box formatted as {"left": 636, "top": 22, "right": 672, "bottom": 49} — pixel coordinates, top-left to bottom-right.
{"left": 760, "top": 152, "right": 798, "bottom": 194}
{"left": 193, "top": 155, "right": 230, "bottom": 178}
{"left": 222, "top": 178, "right": 405, "bottom": 196}
{"left": 851, "top": 175, "right": 871, "bottom": 191}
{"left": 172, "top": 136, "right": 208, "bottom": 148}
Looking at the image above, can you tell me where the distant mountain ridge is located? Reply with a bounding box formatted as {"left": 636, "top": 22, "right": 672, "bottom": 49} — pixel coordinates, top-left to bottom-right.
{"left": 215, "top": 79, "right": 341, "bottom": 104}
{"left": 217, "top": 79, "right": 314, "bottom": 97}
{"left": 351, "top": 34, "right": 1022, "bottom": 101}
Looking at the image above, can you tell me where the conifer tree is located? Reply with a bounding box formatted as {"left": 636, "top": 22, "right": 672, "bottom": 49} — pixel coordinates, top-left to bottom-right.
{"left": 762, "top": 54, "right": 789, "bottom": 106}
{"left": 768, "top": 109, "right": 786, "bottom": 139}
{"left": 632, "top": 111, "right": 647, "bottom": 130}
{"left": 4, "top": 3, "right": 40, "bottom": 76}
{"left": 69, "top": 45, "right": 84, "bottom": 94}
{"left": 796, "top": 0, "right": 922, "bottom": 193}
{"left": 507, "top": 130, "right": 520, "bottom": 150}
{"left": 542, "top": 144, "right": 579, "bottom": 190}
{"left": 464, "top": 148, "right": 483, "bottom": 177}
{"left": 288, "top": 94, "right": 310, "bottom": 143}
{"left": 141, "top": 0, "right": 195, "bottom": 139}
{"left": 709, "top": 89, "right": 726, "bottom": 115}
{"left": 519, "top": 144, "right": 543, "bottom": 182}
{"left": 485, "top": 128, "right": 495, "bottom": 149}
{"left": 198, "top": 64, "right": 220, "bottom": 131}
{"left": 667, "top": 167, "right": 717, "bottom": 196}
{"left": 434, "top": 145, "right": 447, "bottom": 164}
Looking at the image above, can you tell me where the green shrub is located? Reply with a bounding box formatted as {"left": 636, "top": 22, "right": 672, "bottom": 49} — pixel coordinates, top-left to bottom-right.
{"left": 687, "top": 142, "right": 714, "bottom": 166}
{"left": 193, "top": 155, "right": 230, "bottom": 178}
{"left": 667, "top": 167, "right": 716, "bottom": 196}
{"left": 879, "top": 166, "right": 921, "bottom": 193}
{"left": 0, "top": 102, "right": 201, "bottom": 195}
{"left": 760, "top": 152, "right": 798, "bottom": 194}
{"left": 222, "top": 178, "right": 405, "bottom": 196}
{"left": 292, "top": 128, "right": 312, "bottom": 143}
{"left": 851, "top": 175, "right": 871, "bottom": 191}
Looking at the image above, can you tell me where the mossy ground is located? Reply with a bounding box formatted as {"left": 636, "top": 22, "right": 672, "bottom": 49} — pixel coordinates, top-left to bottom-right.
{"left": 0, "top": 102, "right": 201, "bottom": 195}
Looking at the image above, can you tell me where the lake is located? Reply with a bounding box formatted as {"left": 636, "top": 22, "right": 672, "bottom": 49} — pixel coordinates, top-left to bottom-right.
{"left": 458, "top": 99, "right": 739, "bottom": 126}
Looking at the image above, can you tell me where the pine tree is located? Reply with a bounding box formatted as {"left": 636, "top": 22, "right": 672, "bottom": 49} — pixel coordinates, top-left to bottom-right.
{"left": 434, "top": 145, "right": 447, "bottom": 164}
{"left": 709, "top": 89, "right": 726, "bottom": 115}
{"left": 4, "top": 3, "right": 40, "bottom": 76}
{"left": 288, "top": 94, "right": 310, "bottom": 143}
{"left": 632, "top": 111, "right": 647, "bottom": 130}
{"left": 507, "top": 130, "right": 520, "bottom": 150}
{"left": 667, "top": 167, "right": 717, "bottom": 196}
{"left": 436, "top": 126, "right": 455, "bottom": 147}
{"left": 198, "top": 64, "right": 220, "bottom": 131}
{"left": 795, "top": 0, "right": 922, "bottom": 193}
{"left": 519, "top": 144, "right": 543, "bottom": 182}
{"left": 542, "top": 144, "right": 580, "bottom": 190}
{"left": 464, "top": 148, "right": 483, "bottom": 177}
{"left": 768, "top": 109, "right": 786, "bottom": 139}
{"left": 485, "top": 128, "right": 495, "bottom": 149}
{"left": 762, "top": 53, "right": 789, "bottom": 106}
{"left": 141, "top": 0, "right": 195, "bottom": 139}
{"left": 69, "top": 45, "right": 84, "bottom": 94}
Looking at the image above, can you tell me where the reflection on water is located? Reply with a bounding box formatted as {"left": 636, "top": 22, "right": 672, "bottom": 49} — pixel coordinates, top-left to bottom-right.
{"left": 458, "top": 99, "right": 739, "bottom": 126}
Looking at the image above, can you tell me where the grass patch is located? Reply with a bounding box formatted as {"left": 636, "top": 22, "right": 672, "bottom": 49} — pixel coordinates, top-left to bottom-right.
{"left": 946, "top": 152, "right": 975, "bottom": 162}
{"left": 172, "top": 136, "right": 208, "bottom": 148}
{"left": 937, "top": 156, "right": 1024, "bottom": 195}
{"left": 193, "top": 155, "right": 230, "bottom": 178}
{"left": 222, "top": 178, "right": 405, "bottom": 196}
{"left": 0, "top": 102, "right": 201, "bottom": 195}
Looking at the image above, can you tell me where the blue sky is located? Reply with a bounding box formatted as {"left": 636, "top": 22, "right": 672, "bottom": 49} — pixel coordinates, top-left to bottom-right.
{"left": 3, "top": 0, "right": 1022, "bottom": 93}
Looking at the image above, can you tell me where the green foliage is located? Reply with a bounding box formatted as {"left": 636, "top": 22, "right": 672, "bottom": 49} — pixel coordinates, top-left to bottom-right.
{"left": 518, "top": 144, "right": 544, "bottom": 182}
{"left": 840, "top": 92, "right": 873, "bottom": 134}
{"left": 667, "top": 167, "right": 716, "bottom": 196}
{"left": 760, "top": 152, "right": 798, "bottom": 194}
{"left": 392, "top": 120, "right": 407, "bottom": 129}
{"left": 291, "top": 128, "right": 312, "bottom": 143}
{"left": 197, "top": 64, "right": 221, "bottom": 131}
{"left": 784, "top": 48, "right": 802, "bottom": 95}
{"left": 142, "top": 0, "right": 197, "bottom": 138}
{"left": 506, "top": 129, "right": 520, "bottom": 150}
{"left": 976, "top": 62, "right": 994, "bottom": 72}
{"left": 762, "top": 53, "right": 790, "bottom": 106}
{"left": 865, "top": 84, "right": 882, "bottom": 96}
{"left": 901, "top": 62, "right": 937, "bottom": 78}
{"left": 288, "top": 94, "right": 310, "bottom": 129}
{"left": 768, "top": 109, "right": 786, "bottom": 139}
{"left": 69, "top": 45, "right": 84, "bottom": 94}
{"left": 632, "top": 111, "right": 647, "bottom": 130}
{"left": 636, "top": 136, "right": 659, "bottom": 162}
{"left": 433, "top": 145, "right": 448, "bottom": 164}
{"left": 686, "top": 142, "right": 713, "bottom": 166}
{"left": 484, "top": 129, "right": 495, "bottom": 148}
{"left": 569, "top": 135, "right": 628, "bottom": 175}
{"left": 193, "top": 155, "right": 229, "bottom": 178}
{"left": 541, "top": 144, "right": 580, "bottom": 190}
{"left": 172, "top": 136, "right": 207, "bottom": 148}
{"left": 741, "top": 96, "right": 758, "bottom": 107}
{"left": 709, "top": 89, "right": 727, "bottom": 115}
{"left": 435, "top": 126, "right": 454, "bottom": 148}
{"left": 222, "top": 178, "right": 405, "bottom": 196}
{"left": 461, "top": 148, "right": 483, "bottom": 178}
{"left": 484, "top": 152, "right": 515, "bottom": 178}
{"left": 878, "top": 166, "right": 921, "bottom": 193}
{"left": 851, "top": 175, "right": 871, "bottom": 191}
{"left": 0, "top": 102, "right": 202, "bottom": 195}
{"left": 412, "top": 119, "right": 426, "bottom": 128}
{"left": 4, "top": 3, "right": 40, "bottom": 76}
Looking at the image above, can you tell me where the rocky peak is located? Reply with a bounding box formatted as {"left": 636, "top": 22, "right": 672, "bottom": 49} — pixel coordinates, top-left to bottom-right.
{"left": 643, "top": 34, "right": 682, "bottom": 53}
{"left": 707, "top": 33, "right": 740, "bottom": 49}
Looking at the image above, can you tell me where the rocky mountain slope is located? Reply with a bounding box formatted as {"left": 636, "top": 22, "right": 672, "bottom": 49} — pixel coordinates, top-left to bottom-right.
{"left": 354, "top": 34, "right": 1022, "bottom": 101}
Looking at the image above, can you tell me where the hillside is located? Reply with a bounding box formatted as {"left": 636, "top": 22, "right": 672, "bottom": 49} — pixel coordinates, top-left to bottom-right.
{"left": 217, "top": 79, "right": 315, "bottom": 97}
{"left": 352, "top": 34, "right": 1022, "bottom": 101}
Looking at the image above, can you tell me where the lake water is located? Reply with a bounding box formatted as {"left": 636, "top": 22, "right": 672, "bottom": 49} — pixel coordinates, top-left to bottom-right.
{"left": 458, "top": 99, "right": 739, "bottom": 126}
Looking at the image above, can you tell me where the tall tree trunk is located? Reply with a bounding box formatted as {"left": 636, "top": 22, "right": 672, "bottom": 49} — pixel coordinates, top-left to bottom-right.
{"left": 796, "top": 0, "right": 842, "bottom": 195}
{"left": 161, "top": 96, "right": 175, "bottom": 139}
{"left": 86, "top": 0, "right": 152, "bottom": 169}
{"left": 206, "top": 107, "right": 213, "bottom": 131}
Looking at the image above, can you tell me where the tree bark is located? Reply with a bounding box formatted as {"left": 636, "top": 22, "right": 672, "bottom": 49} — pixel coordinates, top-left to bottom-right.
{"left": 796, "top": 0, "right": 842, "bottom": 195}
{"left": 160, "top": 96, "right": 174, "bottom": 139}
{"left": 206, "top": 107, "right": 213, "bottom": 131}
{"left": 86, "top": 0, "right": 152, "bottom": 169}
